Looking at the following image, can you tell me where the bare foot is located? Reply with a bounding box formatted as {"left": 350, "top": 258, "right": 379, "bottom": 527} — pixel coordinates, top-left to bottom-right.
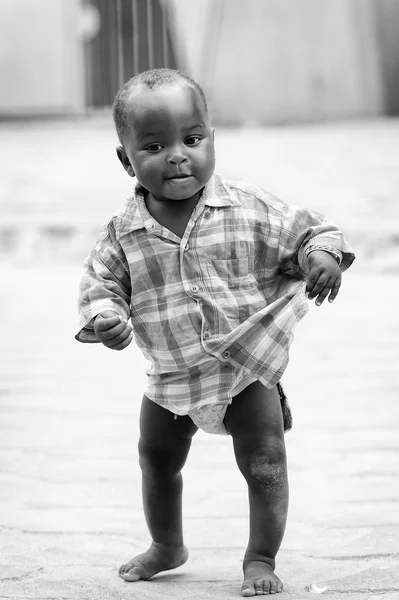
{"left": 119, "top": 542, "right": 188, "bottom": 582}
{"left": 241, "top": 560, "right": 283, "bottom": 596}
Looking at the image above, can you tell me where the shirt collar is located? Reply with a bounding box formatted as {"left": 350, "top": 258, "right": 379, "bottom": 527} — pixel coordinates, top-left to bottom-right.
{"left": 202, "top": 174, "right": 241, "bottom": 207}
{"left": 115, "top": 173, "right": 239, "bottom": 239}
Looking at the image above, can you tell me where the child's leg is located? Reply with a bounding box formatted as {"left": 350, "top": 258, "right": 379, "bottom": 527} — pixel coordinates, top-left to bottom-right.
{"left": 119, "top": 395, "right": 198, "bottom": 582}
{"left": 224, "top": 381, "right": 288, "bottom": 596}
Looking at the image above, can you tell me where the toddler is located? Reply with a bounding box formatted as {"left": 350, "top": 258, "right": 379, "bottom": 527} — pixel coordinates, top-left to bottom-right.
{"left": 76, "top": 68, "right": 355, "bottom": 596}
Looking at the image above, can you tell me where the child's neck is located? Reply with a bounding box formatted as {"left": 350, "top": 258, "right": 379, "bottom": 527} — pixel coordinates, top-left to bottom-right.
{"left": 145, "top": 190, "right": 203, "bottom": 239}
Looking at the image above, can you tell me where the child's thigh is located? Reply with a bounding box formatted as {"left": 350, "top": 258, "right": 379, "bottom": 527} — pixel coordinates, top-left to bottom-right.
{"left": 224, "top": 381, "right": 284, "bottom": 442}
{"left": 140, "top": 396, "right": 198, "bottom": 448}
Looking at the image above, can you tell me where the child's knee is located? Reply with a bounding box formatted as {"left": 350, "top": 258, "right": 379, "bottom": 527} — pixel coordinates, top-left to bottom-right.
{"left": 244, "top": 441, "right": 287, "bottom": 493}
{"left": 138, "top": 436, "right": 189, "bottom": 478}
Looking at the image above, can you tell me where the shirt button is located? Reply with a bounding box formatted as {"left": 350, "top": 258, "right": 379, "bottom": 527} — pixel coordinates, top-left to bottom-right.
{"left": 184, "top": 243, "right": 189, "bottom": 251}
{"left": 204, "top": 211, "right": 211, "bottom": 219}
{"left": 222, "top": 350, "right": 231, "bottom": 359}
{"left": 190, "top": 284, "right": 199, "bottom": 294}
{"left": 203, "top": 331, "right": 210, "bottom": 340}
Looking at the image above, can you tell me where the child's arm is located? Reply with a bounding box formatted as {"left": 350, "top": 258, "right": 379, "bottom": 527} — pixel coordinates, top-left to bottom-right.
{"left": 76, "top": 223, "right": 133, "bottom": 346}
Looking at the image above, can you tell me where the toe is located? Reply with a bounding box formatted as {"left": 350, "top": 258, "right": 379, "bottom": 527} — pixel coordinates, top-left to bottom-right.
{"left": 242, "top": 579, "right": 256, "bottom": 596}
{"left": 269, "top": 580, "right": 278, "bottom": 594}
{"left": 270, "top": 579, "right": 284, "bottom": 594}
{"left": 119, "top": 566, "right": 144, "bottom": 582}
{"left": 119, "top": 563, "right": 131, "bottom": 575}
{"left": 258, "top": 578, "right": 271, "bottom": 595}
{"left": 254, "top": 579, "right": 264, "bottom": 595}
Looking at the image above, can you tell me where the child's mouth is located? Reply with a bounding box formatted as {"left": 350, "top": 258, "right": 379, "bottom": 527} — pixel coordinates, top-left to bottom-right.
{"left": 167, "top": 175, "right": 192, "bottom": 183}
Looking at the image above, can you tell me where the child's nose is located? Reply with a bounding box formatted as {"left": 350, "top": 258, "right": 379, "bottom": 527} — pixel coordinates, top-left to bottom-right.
{"left": 168, "top": 151, "right": 188, "bottom": 165}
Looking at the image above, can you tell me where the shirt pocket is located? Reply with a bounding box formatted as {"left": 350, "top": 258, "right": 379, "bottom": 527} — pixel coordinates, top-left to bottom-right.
{"left": 205, "top": 255, "right": 254, "bottom": 288}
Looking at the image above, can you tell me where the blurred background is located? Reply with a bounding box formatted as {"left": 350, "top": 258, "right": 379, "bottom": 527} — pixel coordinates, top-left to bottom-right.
{"left": 1, "top": 1, "right": 399, "bottom": 598}
{"left": 1, "top": 0, "right": 399, "bottom": 120}
{"left": 0, "top": 0, "right": 399, "bottom": 262}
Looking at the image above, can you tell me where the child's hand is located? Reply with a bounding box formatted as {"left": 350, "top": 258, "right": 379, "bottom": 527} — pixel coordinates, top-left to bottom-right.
{"left": 305, "top": 250, "right": 342, "bottom": 306}
{"left": 93, "top": 311, "right": 133, "bottom": 350}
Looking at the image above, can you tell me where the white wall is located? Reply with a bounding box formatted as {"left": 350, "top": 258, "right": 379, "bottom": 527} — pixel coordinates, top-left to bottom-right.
{"left": 0, "top": 0, "right": 83, "bottom": 115}
{"left": 163, "top": 0, "right": 214, "bottom": 80}
{"left": 168, "top": 0, "right": 384, "bottom": 124}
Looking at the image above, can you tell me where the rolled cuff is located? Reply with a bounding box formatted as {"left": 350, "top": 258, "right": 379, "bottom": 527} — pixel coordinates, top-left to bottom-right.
{"left": 300, "top": 236, "right": 355, "bottom": 273}
{"left": 305, "top": 245, "right": 343, "bottom": 265}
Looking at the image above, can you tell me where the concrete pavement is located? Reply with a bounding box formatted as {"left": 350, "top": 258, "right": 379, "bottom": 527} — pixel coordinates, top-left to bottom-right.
{"left": 1, "top": 117, "right": 399, "bottom": 598}
{"left": 1, "top": 264, "right": 399, "bottom": 599}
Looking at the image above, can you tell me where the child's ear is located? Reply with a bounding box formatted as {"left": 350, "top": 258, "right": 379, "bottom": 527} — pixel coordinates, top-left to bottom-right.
{"left": 116, "top": 146, "right": 135, "bottom": 177}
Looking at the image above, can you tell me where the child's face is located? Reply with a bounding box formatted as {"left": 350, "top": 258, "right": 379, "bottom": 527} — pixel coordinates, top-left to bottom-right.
{"left": 117, "top": 83, "right": 215, "bottom": 202}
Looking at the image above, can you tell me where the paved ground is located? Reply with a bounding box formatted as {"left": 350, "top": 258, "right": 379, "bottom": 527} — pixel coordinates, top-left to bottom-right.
{"left": 1, "top": 117, "right": 399, "bottom": 599}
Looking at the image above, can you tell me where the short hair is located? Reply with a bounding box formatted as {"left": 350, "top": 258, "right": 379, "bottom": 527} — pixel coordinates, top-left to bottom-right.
{"left": 113, "top": 68, "right": 208, "bottom": 145}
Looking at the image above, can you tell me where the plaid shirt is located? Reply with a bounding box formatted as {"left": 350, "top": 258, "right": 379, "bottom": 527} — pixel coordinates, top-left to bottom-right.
{"left": 76, "top": 174, "right": 355, "bottom": 414}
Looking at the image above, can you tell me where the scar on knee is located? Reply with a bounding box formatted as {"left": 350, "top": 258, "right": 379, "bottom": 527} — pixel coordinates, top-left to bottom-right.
{"left": 249, "top": 453, "right": 286, "bottom": 493}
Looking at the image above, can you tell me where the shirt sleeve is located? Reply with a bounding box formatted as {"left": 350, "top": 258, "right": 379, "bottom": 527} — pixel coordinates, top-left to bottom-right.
{"left": 275, "top": 200, "right": 355, "bottom": 279}
{"left": 75, "top": 222, "right": 131, "bottom": 343}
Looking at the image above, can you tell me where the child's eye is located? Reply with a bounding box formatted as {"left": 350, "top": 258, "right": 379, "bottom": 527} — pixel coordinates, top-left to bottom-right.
{"left": 145, "top": 143, "right": 163, "bottom": 153}
{"left": 185, "top": 136, "right": 201, "bottom": 146}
